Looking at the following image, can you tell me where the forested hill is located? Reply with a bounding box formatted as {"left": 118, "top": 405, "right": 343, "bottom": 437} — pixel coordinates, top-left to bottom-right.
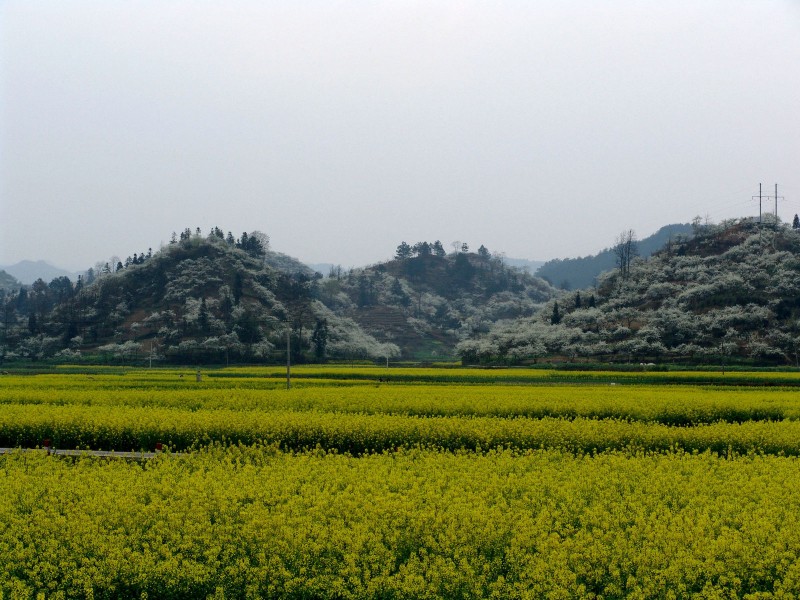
{"left": 317, "top": 242, "right": 558, "bottom": 359}
{"left": 0, "top": 271, "right": 21, "bottom": 292}
{"left": 458, "top": 218, "right": 800, "bottom": 366}
{"left": 536, "top": 223, "right": 693, "bottom": 290}
{"left": 0, "top": 231, "right": 557, "bottom": 363}
{"left": 0, "top": 230, "right": 400, "bottom": 364}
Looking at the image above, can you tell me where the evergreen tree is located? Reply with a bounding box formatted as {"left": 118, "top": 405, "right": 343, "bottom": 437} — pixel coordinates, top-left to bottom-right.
{"left": 478, "top": 245, "right": 490, "bottom": 259}
{"left": 413, "top": 241, "right": 432, "bottom": 257}
{"left": 574, "top": 291, "right": 582, "bottom": 309}
{"left": 793, "top": 214, "right": 800, "bottom": 230}
{"left": 233, "top": 273, "right": 244, "bottom": 305}
{"left": 551, "top": 301, "right": 561, "bottom": 325}
{"left": 198, "top": 298, "right": 209, "bottom": 333}
{"left": 395, "top": 242, "right": 413, "bottom": 260}
{"left": 311, "top": 319, "right": 329, "bottom": 361}
{"left": 588, "top": 294, "right": 596, "bottom": 308}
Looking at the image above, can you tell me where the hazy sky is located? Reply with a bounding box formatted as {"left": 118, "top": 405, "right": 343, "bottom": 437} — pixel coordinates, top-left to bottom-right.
{"left": 2, "top": 1, "right": 799, "bottom": 271}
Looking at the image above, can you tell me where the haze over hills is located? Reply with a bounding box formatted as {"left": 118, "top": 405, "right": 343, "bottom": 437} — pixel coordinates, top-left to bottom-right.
{"left": 0, "top": 260, "right": 77, "bottom": 285}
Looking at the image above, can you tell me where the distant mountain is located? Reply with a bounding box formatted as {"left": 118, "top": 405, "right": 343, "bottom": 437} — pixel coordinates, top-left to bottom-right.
{"left": 263, "top": 250, "right": 316, "bottom": 278}
{"left": 1, "top": 260, "right": 76, "bottom": 285}
{"left": 503, "top": 258, "right": 545, "bottom": 273}
{"left": 536, "top": 224, "right": 693, "bottom": 290}
{"left": 308, "top": 263, "right": 344, "bottom": 277}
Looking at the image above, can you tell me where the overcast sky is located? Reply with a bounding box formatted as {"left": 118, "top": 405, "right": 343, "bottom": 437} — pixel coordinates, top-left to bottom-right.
{"left": 2, "top": 1, "right": 799, "bottom": 271}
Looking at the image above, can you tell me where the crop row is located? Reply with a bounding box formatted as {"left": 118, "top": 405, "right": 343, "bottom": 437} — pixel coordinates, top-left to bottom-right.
{"left": 5, "top": 404, "right": 800, "bottom": 455}
{"left": 3, "top": 446, "right": 800, "bottom": 599}
{"left": 3, "top": 378, "right": 800, "bottom": 425}
{"left": 32, "top": 364, "right": 800, "bottom": 386}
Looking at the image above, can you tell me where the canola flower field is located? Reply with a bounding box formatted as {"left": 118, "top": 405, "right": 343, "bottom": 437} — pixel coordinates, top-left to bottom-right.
{"left": 3, "top": 366, "right": 800, "bottom": 599}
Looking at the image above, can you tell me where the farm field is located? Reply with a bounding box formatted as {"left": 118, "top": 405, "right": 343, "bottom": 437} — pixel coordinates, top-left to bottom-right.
{"left": 3, "top": 366, "right": 800, "bottom": 598}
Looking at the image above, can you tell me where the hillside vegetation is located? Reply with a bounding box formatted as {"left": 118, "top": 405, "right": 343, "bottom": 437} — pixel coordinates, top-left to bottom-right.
{"left": 317, "top": 242, "right": 556, "bottom": 359}
{"left": 0, "top": 230, "right": 398, "bottom": 364}
{"left": 0, "top": 231, "right": 556, "bottom": 363}
{"left": 459, "top": 219, "right": 800, "bottom": 366}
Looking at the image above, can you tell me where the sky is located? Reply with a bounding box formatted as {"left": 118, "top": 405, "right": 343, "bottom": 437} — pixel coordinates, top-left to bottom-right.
{"left": 2, "top": 1, "right": 799, "bottom": 272}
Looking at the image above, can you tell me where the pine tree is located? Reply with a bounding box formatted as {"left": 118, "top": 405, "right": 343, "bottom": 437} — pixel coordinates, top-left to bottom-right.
{"left": 198, "top": 298, "right": 209, "bottom": 333}
{"left": 395, "top": 242, "right": 413, "bottom": 260}
{"left": 793, "top": 214, "right": 799, "bottom": 230}
{"left": 551, "top": 301, "right": 561, "bottom": 325}
{"left": 311, "top": 319, "right": 328, "bottom": 361}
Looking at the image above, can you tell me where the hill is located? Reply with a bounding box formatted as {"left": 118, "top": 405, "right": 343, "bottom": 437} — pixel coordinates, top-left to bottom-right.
{"left": 0, "top": 270, "right": 22, "bottom": 292}
{"left": 459, "top": 218, "right": 800, "bottom": 366}
{"left": 0, "top": 230, "right": 398, "bottom": 364}
{"left": 536, "top": 223, "right": 693, "bottom": 290}
{"left": 0, "top": 231, "right": 558, "bottom": 363}
{"left": 316, "top": 243, "right": 557, "bottom": 359}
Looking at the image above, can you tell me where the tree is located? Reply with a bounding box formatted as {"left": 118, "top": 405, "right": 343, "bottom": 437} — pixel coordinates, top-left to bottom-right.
{"left": 413, "top": 241, "right": 431, "bottom": 257}
{"left": 198, "top": 298, "right": 210, "bottom": 333}
{"left": 793, "top": 214, "right": 800, "bottom": 230}
{"left": 477, "top": 245, "right": 490, "bottom": 259}
{"left": 551, "top": 301, "right": 561, "bottom": 325}
{"left": 574, "top": 291, "right": 582, "bottom": 309}
{"left": 613, "top": 229, "right": 638, "bottom": 279}
{"left": 250, "top": 230, "right": 270, "bottom": 254}
{"left": 311, "top": 319, "right": 329, "bottom": 361}
{"left": 432, "top": 241, "right": 446, "bottom": 257}
{"left": 395, "top": 242, "right": 413, "bottom": 260}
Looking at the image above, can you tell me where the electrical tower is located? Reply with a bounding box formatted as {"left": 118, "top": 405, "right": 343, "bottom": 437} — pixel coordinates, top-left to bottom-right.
{"left": 752, "top": 183, "right": 784, "bottom": 225}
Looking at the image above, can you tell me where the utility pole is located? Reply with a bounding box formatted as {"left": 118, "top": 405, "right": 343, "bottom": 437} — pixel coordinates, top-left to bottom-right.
{"left": 286, "top": 324, "right": 291, "bottom": 390}
{"left": 753, "top": 183, "right": 763, "bottom": 224}
{"left": 752, "top": 183, "right": 784, "bottom": 226}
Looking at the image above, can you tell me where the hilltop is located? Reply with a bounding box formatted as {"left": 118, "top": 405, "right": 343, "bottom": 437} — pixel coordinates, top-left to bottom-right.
{"left": 317, "top": 242, "right": 557, "bottom": 359}
{"left": 459, "top": 218, "right": 800, "bottom": 366}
